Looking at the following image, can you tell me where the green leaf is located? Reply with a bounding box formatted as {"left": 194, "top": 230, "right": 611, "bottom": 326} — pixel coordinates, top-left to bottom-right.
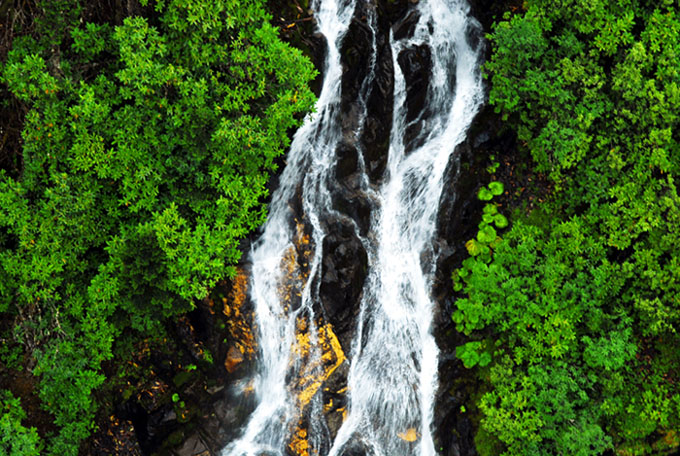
{"left": 493, "top": 213, "right": 509, "bottom": 228}
{"left": 462, "top": 257, "right": 476, "bottom": 271}
{"left": 466, "top": 239, "right": 484, "bottom": 256}
{"left": 483, "top": 204, "right": 499, "bottom": 215}
{"left": 478, "top": 352, "right": 493, "bottom": 367}
{"left": 477, "top": 225, "right": 498, "bottom": 243}
{"left": 456, "top": 341, "right": 483, "bottom": 369}
{"left": 489, "top": 181, "right": 504, "bottom": 196}
{"left": 478, "top": 186, "right": 494, "bottom": 201}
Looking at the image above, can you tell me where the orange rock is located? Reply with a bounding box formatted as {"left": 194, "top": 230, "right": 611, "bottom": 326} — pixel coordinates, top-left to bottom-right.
{"left": 289, "top": 424, "right": 310, "bottom": 456}
{"left": 224, "top": 346, "right": 244, "bottom": 373}
{"left": 397, "top": 428, "right": 419, "bottom": 442}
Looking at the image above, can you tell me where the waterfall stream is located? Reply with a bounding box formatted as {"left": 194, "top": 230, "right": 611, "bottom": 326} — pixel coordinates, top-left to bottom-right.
{"left": 222, "top": 0, "right": 484, "bottom": 454}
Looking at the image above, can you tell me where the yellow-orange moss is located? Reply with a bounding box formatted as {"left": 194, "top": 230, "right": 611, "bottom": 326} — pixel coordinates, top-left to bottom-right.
{"left": 289, "top": 424, "right": 311, "bottom": 456}
{"left": 290, "top": 318, "right": 346, "bottom": 408}
{"left": 223, "top": 267, "right": 256, "bottom": 362}
{"left": 277, "top": 220, "right": 313, "bottom": 315}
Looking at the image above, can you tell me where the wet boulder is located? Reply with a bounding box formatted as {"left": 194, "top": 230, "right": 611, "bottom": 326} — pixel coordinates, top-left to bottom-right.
{"left": 319, "top": 218, "right": 368, "bottom": 351}
{"left": 340, "top": 4, "right": 375, "bottom": 134}
{"left": 319, "top": 360, "right": 350, "bottom": 440}
{"left": 392, "top": 8, "right": 420, "bottom": 41}
{"left": 338, "top": 0, "right": 397, "bottom": 184}
{"left": 398, "top": 44, "right": 431, "bottom": 124}
{"left": 336, "top": 437, "right": 375, "bottom": 456}
{"left": 335, "top": 142, "right": 360, "bottom": 181}
{"left": 359, "top": 30, "right": 394, "bottom": 184}
{"left": 331, "top": 142, "right": 374, "bottom": 236}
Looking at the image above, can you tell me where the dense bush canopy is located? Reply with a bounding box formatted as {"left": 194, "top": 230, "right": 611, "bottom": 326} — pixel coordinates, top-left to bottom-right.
{"left": 454, "top": 1, "right": 680, "bottom": 454}
{"left": 0, "top": 0, "right": 316, "bottom": 453}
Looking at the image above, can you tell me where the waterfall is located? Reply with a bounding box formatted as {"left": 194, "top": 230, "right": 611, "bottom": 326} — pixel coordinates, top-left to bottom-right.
{"left": 222, "top": 0, "right": 484, "bottom": 454}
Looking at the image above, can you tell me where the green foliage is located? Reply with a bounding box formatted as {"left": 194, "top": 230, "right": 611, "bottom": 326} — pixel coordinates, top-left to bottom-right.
{"left": 476, "top": 225, "right": 497, "bottom": 244}
{"left": 0, "top": 390, "right": 43, "bottom": 456}
{"left": 478, "top": 186, "right": 494, "bottom": 201}
{"left": 456, "top": 340, "right": 492, "bottom": 369}
{"left": 458, "top": 1, "right": 680, "bottom": 454}
{"left": 488, "top": 181, "right": 504, "bottom": 196}
{"left": 452, "top": 199, "right": 507, "bottom": 294}
{"left": 491, "top": 213, "right": 508, "bottom": 229}
{"left": 479, "top": 181, "right": 503, "bottom": 201}
{"left": 486, "top": 155, "right": 500, "bottom": 174}
{"left": 0, "top": 0, "right": 317, "bottom": 453}
{"left": 0, "top": 341, "right": 23, "bottom": 372}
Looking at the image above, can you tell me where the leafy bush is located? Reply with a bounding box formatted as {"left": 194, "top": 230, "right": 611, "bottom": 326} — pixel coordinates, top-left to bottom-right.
{"left": 456, "top": 341, "right": 492, "bottom": 369}
{"left": 0, "top": 0, "right": 316, "bottom": 453}
{"left": 0, "top": 390, "right": 43, "bottom": 456}
{"left": 456, "top": 1, "right": 680, "bottom": 454}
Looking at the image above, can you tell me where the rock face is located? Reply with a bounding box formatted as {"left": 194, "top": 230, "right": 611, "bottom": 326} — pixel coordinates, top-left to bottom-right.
{"left": 319, "top": 216, "right": 368, "bottom": 351}
{"left": 398, "top": 43, "right": 434, "bottom": 154}
{"left": 337, "top": 0, "right": 395, "bottom": 187}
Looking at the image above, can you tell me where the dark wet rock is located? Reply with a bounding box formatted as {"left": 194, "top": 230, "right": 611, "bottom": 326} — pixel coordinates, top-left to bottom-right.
{"left": 333, "top": 192, "right": 374, "bottom": 236}
{"left": 340, "top": 4, "right": 374, "bottom": 134}
{"left": 320, "top": 360, "right": 350, "bottom": 440}
{"left": 398, "top": 44, "right": 431, "bottom": 124}
{"left": 330, "top": 189, "right": 373, "bottom": 238}
{"left": 336, "top": 436, "right": 375, "bottom": 456}
{"left": 360, "top": 117, "right": 390, "bottom": 184}
{"left": 359, "top": 34, "right": 393, "bottom": 184}
{"left": 174, "top": 434, "right": 209, "bottom": 456}
{"left": 430, "top": 335, "right": 478, "bottom": 456}
{"left": 392, "top": 8, "right": 420, "bottom": 40}
{"left": 465, "top": 16, "right": 486, "bottom": 55}
{"left": 337, "top": 0, "right": 399, "bottom": 184}
{"left": 331, "top": 143, "right": 373, "bottom": 236}
{"left": 383, "top": 0, "right": 415, "bottom": 24}
{"left": 358, "top": 1, "right": 395, "bottom": 184}
{"left": 319, "top": 218, "right": 368, "bottom": 351}
{"left": 397, "top": 43, "right": 436, "bottom": 154}
{"left": 335, "top": 142, "right": 360, "bottom": 180}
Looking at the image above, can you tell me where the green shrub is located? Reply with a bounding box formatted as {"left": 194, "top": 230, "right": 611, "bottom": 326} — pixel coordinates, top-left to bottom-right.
{"left": 0, "top": 390, "right": 43, "bottom": 456}
{"left": 456, "top": 1, "right": 680, "bottom": 454}
{"left": 0, "top": 0, "right": 317, "bottom": 453}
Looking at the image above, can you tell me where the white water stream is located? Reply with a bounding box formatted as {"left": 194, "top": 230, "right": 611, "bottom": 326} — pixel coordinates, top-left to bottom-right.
{"left": 222, "top": 0, "right": 483, "bottom": 454}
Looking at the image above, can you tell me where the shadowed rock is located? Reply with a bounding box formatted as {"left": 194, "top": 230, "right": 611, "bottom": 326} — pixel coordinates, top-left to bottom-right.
{"left": 319, "top": 218, "right": 368, "bottom": 351}
{"left": 398, "top": 44, "right": 431, "bottom": 124}
{"left": 340, "top": 5, "right": 374, "bottom": 134}
{"left": 337, "top": 437, "right": 375, "bottom": 456}
{"left": 331, "top": 142, "right": 373, "bottom": 236}
{"left": 392, "top": 8, "right": 420, "bottom": 40}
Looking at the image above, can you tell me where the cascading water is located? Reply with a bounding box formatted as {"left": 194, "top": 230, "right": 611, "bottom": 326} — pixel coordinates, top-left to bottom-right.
{"left": 222, "top": 0, "right": 483, "bottom": 454}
